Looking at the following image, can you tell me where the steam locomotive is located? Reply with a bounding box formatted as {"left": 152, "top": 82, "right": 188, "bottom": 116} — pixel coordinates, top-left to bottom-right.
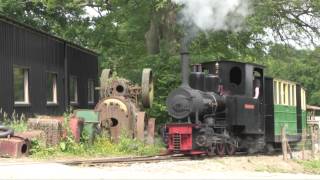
{"left": 165, "top": 46, "right": 307, "bottom": 156}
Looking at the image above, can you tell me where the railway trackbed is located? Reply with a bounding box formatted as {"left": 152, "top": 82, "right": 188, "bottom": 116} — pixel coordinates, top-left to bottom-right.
{"left": 0, "top": 152, "right": 276, "bottom": 167}
{"left": 61, "top": 152, "right": 256, "bottom": 166}
{"left": 61, "top": 154, "right": 191, "bottom": 166}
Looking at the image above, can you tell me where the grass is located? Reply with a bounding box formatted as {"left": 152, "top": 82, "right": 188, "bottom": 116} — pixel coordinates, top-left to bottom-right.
{"left": 254, "top": 165, "right": 289, "bottom": 173}
{"left": 0, "top": 109, "right": 28, "bottom": 133}
{"left": 297, "top": 159, "right": 320, "bottom": 174}
{"left": 5, "top": 119, "right": 28, "bottom": 133}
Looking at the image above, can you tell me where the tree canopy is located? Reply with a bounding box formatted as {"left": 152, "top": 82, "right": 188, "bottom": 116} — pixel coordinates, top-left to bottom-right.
{"left": 1, "top": 0, "right": 320, "bottom": 122}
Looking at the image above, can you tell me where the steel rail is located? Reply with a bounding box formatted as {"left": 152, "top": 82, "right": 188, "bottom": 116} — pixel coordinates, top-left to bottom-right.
{"left": 61, "top": 154, "right": 190, "bottom": 166}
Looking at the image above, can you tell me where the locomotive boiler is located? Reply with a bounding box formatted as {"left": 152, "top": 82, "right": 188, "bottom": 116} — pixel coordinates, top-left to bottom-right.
{"left": 166, "top": 49, "right": 225, "bottom": 122}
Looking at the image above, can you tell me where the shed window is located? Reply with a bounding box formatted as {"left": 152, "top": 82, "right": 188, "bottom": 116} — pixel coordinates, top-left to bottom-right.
{"left": 47, "top": 73, "right": 58, "bottom": 104}
{"left": 70, "top": 76, "right": 78, "bottom": 104}
{"left": 88, "top": 79, "right": 95, "bottom": 104}
{"left": 14, "top": 67, "right": 29, "bottom": 105}
{"left": 229, "top": 67, "right": 242, "bottom": 85}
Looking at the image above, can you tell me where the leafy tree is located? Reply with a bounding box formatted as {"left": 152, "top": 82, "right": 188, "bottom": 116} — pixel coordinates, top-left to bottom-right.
{"left": 2, "top": 0, "right": 320, "bottom": 120}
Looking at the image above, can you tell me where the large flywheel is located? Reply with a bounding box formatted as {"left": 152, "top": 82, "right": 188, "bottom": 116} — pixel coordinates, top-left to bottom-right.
{"left": 141, "top": 68, "right": 154, "bottom": 108}
{"left": 100, "top": 69, "right": 113, "bottom": 97}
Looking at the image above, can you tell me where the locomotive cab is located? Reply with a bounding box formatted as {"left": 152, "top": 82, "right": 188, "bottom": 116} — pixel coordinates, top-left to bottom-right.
{"left": 201, "top": 61, "right": 264, "bottom": 99}
{"left": 202, "top": 61, "right": 265, "bottom": 135}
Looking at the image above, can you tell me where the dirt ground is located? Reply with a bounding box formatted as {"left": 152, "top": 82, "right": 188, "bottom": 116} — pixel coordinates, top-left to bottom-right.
{"left": 1, "top": 151, "right": 316, "bottom": 172}
{"left": 0, "top": 152, "right": 320, "bottom": 179}
{"left": 95, "top": 153, "right": 317, "bottom": 174}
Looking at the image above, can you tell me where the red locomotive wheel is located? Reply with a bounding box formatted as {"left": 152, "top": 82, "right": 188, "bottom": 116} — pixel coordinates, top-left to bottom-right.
{"left": 215, "top": 143, "right": 225, "bottom": 156}
{"left": 225, "top": 144, "right": 236, "bottom": 155}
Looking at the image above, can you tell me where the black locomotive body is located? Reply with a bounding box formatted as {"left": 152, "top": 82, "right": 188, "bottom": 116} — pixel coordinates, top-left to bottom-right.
{"left": 165, "top": 49, "right": 271, "bottom": 155}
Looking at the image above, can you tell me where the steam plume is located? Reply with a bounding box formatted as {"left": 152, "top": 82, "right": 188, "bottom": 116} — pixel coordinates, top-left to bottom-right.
{"left": 172, "top": 0, "right": 252, "bottom": 42}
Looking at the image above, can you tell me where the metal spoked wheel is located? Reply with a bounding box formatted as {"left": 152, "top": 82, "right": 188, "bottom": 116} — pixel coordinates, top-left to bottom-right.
{"left": 225, "top": 143, "right": 237, "bottom": 155}
{"left": 141, "top": 68, "right": 154, "bottom": 108}
{"left": 215, "top": 143, "right": 225, "bottom": 156}
{"left": 100, "top": 69, "right": 113, "bottom": 97}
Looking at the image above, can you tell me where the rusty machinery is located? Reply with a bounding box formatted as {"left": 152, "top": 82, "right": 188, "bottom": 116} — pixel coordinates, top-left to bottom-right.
{"left": 95, "top": 68, "right": 154, "bottom": 142}
{"left": 0, "top": 125, "right": 30, "bottom": 158}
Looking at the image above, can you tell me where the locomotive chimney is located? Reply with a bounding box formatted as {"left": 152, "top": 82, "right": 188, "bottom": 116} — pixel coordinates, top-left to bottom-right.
{"left": 180, "top": 40, "right": 190, "bottom": 87}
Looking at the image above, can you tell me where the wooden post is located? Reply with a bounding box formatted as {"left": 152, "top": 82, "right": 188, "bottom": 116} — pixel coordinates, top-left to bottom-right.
{"left": 311, "top": 126, "right": 315, "bottom": 159}
{"left": 146, "top": 118, "right": 155, "bottom": 145}
{"left": 302, "top": 129, "right": 306, "bottom": 160}
{"left": 286, "top": 140, "right": 293, "bottom": 159}
{"left": 281, "top": 126, "right": 288, "bottom": 161}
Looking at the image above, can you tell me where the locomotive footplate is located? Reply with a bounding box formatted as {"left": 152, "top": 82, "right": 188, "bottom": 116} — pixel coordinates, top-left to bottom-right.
{"left": 165, "top": 123, "right": 238, "bottom": 156}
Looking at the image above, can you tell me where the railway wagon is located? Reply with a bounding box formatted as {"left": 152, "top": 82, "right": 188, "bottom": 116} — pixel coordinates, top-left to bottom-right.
{"left": 265, "top": 78, "right": 307, "bottom": 148}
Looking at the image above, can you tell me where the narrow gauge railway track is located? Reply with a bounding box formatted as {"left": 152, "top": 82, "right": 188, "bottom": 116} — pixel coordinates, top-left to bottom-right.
{"left": 61, "top": 151, "right": 257, "bottom": 166}
{"left": 61, "top": 154, "right": 191, "bottom": 166}
{"left": 0, "top": 152, "right": 280, "bottom": 167}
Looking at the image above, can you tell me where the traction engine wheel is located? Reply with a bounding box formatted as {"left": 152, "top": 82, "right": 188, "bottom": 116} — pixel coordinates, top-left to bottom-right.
{"left": 141, "top": 68, "right": 154, "bottom": 108}
{"left": 215, "top": 143, "right": 225, "bottom": 156}
{"left": 225, "top": 143, "right": 237, "bottom": 155}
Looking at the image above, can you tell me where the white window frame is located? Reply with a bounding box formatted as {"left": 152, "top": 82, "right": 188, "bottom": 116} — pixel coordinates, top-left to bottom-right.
{"left": 88, "top": 79, "right": 95, "bottom": 104}
{"left": 293, "top": 84, "right": 296, "bottom": 106}
{"left": 277, "top": 81, "right": 281, "bottom": 105}
{"left": 273, "top": 81, "right": 276, "bottom": 104}
{"left": 14, "top": 67, "right": 30, "bottom": 105}
{"left": 284, "top": 83, "right": 289, "bottom": 105}
{"left": 46, "top": 72, "right": 58, "bottom": 105}
{"left": 70, "top": 76, "right": 78, "bottom": 104}
{"left": 288, "top": 84, "right": 291, "bottom": 106}
{"left": 301, "top": 88, "right": 306, "bottom": 110}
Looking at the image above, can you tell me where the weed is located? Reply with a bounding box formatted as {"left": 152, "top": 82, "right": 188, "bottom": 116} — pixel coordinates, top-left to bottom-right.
{"left": 0, "top": 109, "right": 27, "bottom": 133}
{"left": 297, "top": 160, "right": 320, "bottom": 174}
{"left": 254, "top": 165, "right": 288, "bottom": 173}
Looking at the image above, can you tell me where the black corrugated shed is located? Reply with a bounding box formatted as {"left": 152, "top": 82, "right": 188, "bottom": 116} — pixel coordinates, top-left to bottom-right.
{"left": 0, "top": 15, "right": 99, "bottom": 117}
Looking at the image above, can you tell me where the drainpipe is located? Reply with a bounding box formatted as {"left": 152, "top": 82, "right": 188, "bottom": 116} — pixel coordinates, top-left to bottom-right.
{"left": 64, "top": 42, "right": 69, "bottom": 112}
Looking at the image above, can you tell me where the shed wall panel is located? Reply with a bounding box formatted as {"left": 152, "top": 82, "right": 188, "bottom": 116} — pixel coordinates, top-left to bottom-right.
{"left": 0, "top": 19, "right": 98, "bottom": 117}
